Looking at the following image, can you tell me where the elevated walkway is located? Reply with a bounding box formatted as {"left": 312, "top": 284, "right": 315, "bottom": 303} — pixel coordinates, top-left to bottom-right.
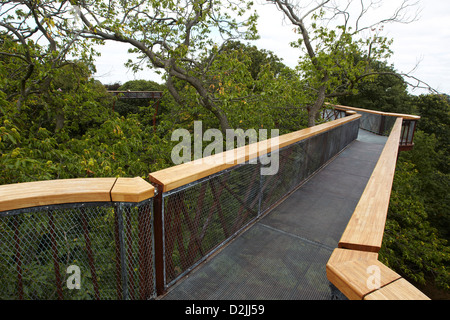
{"left": 0, "top": 105, "right": 429, "bottom": 300}
{"left": 161, "top": 130, "right": 387, "bottom": 300}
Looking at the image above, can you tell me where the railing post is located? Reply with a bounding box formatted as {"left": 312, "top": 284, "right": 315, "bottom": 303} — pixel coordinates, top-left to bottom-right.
{"left": 153, "top": 184, "right": 166, "bottom": 296}
{"left": 47, "top": 210, "right": 64, "bottom": 300}
{"left": 379, "top": 115, "right": 386, "bottom": 135}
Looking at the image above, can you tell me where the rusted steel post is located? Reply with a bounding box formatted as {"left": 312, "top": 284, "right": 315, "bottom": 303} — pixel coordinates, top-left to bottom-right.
{"left": 138, "top": 203, "right": 153, "bottom": 299}
{"left": 153, "top": 184, "right": 166, "bottom": 296}
{"left": 13, "top": 216, "right": 24, "bottom": 300}
{"left": 47, "top": 211, "right": 64, "bottom": 300}
{"left": 81, "top": 208, "right": 100, "bottom": 300}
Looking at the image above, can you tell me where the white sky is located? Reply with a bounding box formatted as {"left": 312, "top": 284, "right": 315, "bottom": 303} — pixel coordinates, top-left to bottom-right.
{"left": 93, "top": 0, "right": 450, "bottom": 95}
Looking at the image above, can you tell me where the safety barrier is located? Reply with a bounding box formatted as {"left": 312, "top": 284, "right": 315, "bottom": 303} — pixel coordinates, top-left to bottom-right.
{"left": 0, "top": 112, "right": 361, "bottom": 299}
{"left": 325, "top": 116, "right": 429, "bottom": 300}
{"left": 1, "top": 104, "right": 428, "bottom": 300}
{"left": 0, "top": 178, "right": 155, "bottom": 300}
{"left": 328, "top": 104, "right": 420, "bottom": 151}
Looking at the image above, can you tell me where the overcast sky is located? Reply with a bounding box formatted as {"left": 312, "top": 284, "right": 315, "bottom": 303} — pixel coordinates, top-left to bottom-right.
{"left": 93, "top": 0, "right": 450, "bottom": 95}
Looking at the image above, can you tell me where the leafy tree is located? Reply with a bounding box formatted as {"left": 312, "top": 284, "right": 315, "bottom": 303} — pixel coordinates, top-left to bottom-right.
{"left": 338, "top": 59, "right": 414, "bottom": 114}
{"left": 62, "top": 0, "right": 259, "bottom": 133}
{"left": 268, "top": 0, "right": 434, "bottom": 127}
{"left": 380, "top": 152, "right": 450, "bottom": 294}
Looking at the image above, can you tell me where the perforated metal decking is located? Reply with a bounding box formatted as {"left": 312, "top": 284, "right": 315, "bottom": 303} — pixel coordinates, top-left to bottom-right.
{"left": 161, "top": 130, "right": 388, "bottom": 300}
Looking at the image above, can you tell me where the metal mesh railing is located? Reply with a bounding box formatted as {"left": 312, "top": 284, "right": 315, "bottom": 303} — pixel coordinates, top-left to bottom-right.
{"left": 1, "top": 113, "right": 362, "bottom": 299}
{"left": 162, "top": 163, "right": 262, "bottom": 286}
{"left": 0, "top": 200, "right": 155, "bottom": 300}
{"left": 325, "top": 105, "right": 418, "bottom": 149}
{"left": 158, "top": 116, "right": 361, "bottom": 289}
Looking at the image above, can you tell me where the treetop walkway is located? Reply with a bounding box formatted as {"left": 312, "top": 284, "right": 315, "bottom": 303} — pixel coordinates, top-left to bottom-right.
{"left": 0, "top": 105, "right": 429, "bottom": 300}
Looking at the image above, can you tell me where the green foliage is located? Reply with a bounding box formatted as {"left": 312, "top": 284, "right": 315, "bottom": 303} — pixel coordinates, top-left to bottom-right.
{"left": 338, "top": 60, "right": 414, "bottom": 114}
{"left": 379, "top": 157, "right": 450, "bottom": 291}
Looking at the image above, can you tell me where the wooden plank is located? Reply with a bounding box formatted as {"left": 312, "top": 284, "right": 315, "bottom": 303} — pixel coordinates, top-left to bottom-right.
{"left": 338, "top": 117, "right": 403, "bottom": 253}
{"left": 327, "top": 257, "right": 401, "bottom": 300}
{"left": 110, "top": 177, "right": 155, "bottom": 203}
{"left": 327, "top": 248, "right": 378, "bottom": 264}
{"left": 149, "top": 114, "right": 361, "bottom": 192}
{"left": 327, "top": 249, "right": 428, "bottom": 300}
{"left": 0, "top": 178, "right": 117, "bottom": 212}
{"left": 364, "top": 278, "right": 430, "bottom": 300}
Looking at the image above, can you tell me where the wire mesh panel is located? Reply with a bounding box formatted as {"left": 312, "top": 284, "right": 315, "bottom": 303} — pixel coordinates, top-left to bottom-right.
{"left": 160, "top": 117, "right": 361, "bottom": 289}
{"left": 260, "top": 120, "right": 359, "bottom": 214}
{"left": 0, "top": 200, "right": 155, "bottom": 300}
{"left": 359, "top": 112, "right": 383, "bottom": 134}
{"left": 162, "top": 163, "right": 262, "bottom": 286}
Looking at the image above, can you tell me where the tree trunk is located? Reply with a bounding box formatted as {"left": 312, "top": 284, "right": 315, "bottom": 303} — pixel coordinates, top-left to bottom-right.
{"left": 308, "top": 85, "right": 327, "bottom": 127}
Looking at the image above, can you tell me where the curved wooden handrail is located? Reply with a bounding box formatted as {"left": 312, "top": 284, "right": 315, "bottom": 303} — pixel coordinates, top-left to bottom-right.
{"left": 327, "top": 248, "right": 429, "bottom": 300}
{"left": 0, "top": 177, "right": 154, "bottom": 212}
{"left": 149, "top": 113, "right": 362, "bottom": 193}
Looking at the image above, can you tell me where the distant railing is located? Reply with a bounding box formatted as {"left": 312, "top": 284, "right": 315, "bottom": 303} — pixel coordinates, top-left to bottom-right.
{"left": 0, "top": 112, "right": 361, "bottom": 299}
{"left": 326, "top": 104, "right": 420, "bottom": 151}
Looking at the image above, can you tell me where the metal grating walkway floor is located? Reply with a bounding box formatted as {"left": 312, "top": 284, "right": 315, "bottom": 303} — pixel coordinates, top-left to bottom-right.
{"left": 161, "top": 130, "right": 388, "bottom": 300}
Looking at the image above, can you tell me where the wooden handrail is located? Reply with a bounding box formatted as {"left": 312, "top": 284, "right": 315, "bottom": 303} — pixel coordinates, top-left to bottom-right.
{"left": 149, "top": 113, "right": 362, "bottom": 193}
{"left": 338, "top": 117, "right": 402, "bottom": 252}
{"left": 326, "top": 116, "right": 430, "bottom": 300}
{"left": 0, "top": 177, "right": 154, "bottom": 212}
{"left": 327, "top": 248, "right": 429, "bottom": 300}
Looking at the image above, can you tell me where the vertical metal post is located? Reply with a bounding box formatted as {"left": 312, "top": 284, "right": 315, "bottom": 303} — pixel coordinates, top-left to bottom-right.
{"left": 47, "top": 210, "right": 64, "bottom": 300}
{"left": 81, "top": 208, "right": 100, "bottom": 300}
{"left": 153, "top": 184, "right": 166, "bottom": 296}
{"left": 13, "top": 216, "right": 24, "bottom": 300}
{"left": 379, "top": 115, "right": 386, "bottom": 136}
{"left": 115, "top": 203, "right": 128, "bottom": 300}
